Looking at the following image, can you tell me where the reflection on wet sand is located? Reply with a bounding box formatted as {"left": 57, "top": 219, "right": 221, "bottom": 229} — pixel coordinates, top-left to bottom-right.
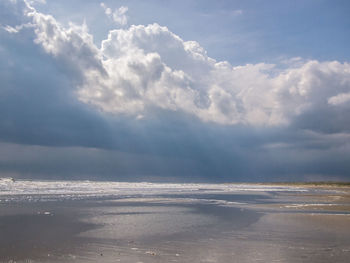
{"left": 0, "top": 182, "right": 349, "bottom": 262}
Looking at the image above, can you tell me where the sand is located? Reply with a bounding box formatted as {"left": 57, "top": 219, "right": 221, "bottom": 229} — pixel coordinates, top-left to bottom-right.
{"left": 0, "top": 183, "right": 350, "bottom": 262}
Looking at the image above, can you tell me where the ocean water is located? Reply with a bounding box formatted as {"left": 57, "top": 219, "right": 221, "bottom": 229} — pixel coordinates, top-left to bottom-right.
{"left": 0, "top": 178, "right": 309, "bottom": 203}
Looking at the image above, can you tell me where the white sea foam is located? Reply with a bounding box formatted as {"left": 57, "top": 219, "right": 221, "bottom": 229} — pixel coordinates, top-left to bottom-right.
{"left": 284, "top": 203, "right": 339, "bottom": 208}
{"left": 0, "top": 178, "right": 311, "bottom": 202}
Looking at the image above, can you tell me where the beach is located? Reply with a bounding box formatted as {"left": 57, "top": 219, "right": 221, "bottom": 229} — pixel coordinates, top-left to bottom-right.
{"left": 0, "top": 180, "right": 350, "bottom": 262}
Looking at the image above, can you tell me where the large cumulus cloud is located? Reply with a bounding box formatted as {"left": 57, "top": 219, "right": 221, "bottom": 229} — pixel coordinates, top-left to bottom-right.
{"left": 9, "top": 0, "right": 348, "bottom": 129}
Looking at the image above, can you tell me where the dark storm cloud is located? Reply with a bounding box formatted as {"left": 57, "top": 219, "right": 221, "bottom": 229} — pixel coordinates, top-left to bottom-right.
{"left": 0, "top": 27, "right": 114, "bottom": 149}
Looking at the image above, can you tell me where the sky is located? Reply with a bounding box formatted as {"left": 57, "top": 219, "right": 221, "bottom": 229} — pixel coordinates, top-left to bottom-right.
{"left": 0, "top": 0, "right": 350, "bottom": 182}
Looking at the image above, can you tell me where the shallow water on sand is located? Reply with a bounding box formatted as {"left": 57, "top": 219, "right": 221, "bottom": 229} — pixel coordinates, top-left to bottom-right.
{"left": 0, "top": 180, "right": 350, "bottom": 262}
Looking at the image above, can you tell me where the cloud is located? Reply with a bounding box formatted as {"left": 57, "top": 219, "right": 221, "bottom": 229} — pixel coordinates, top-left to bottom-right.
{"left": 0, "top": 142, "right": 206, "bottom": 181}
{"left": 0, "top": 2, "right": 114, "bottom": 150}
{"left": 93, "top": 44, "right": 349, "bottom": 127}
{"left": 230, "top": 9, "right": 243, "bottom": 16}
{"left": 0, "top": 0, "right": 349, "bottom": 181}
{"left": 27, "top": 0, "right": 46, "bottom": 4}
{"left": 4, "top": 1, "right": 349, "bottom": 130}
{"left": 101, "top": 2, "right": 128, "bottom": 26}
{"left": 2, "top": 124, "right": 350, "bottom": 181}
{"left": 1, "top": 23, "right": 32, "bottom": 33}
{"left": 27, "top": 9, "right": 105, "bottom": 80}
{"left": 2, "top": 24, "right": 21, "bottom": 33}
{"left": 328, "top": 92, "right": 350, "bottom": 106}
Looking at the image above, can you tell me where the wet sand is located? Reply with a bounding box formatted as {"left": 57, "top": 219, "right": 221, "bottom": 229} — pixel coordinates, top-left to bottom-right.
{"left": 0, "top": 183, "right": 350, "bottom": 262}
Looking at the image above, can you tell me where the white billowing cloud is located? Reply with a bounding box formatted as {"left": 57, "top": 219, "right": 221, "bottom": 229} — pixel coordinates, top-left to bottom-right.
{"left": 101, "top": 2, "right": 128, "bottom": 26}
{"left": 8, "top": 1, "right": 350, "bottom": 126}
{"left": 273, "top": 61, "right": 350, "bottom": 118}
{"left": 78, "top": 25, "right": 350, "bottom": 125}
{"left": 328, "top": 92, "right": 350, "bottom": 106}
{"left": 100, "top": 2, "right": 112, "bottom": 15}
{"left": 25, "top": 4, "right": 105, "bottom": 78}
